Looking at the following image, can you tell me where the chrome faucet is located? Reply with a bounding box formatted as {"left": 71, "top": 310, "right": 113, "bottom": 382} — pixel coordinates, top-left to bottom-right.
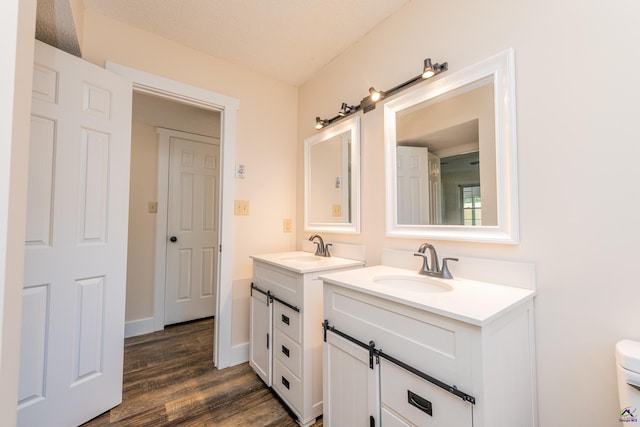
{"left": 414, "top": 243, "right": 458, "bottom": 279}
{"left": 309, "top": 234, "right": 332, "bottom": 257}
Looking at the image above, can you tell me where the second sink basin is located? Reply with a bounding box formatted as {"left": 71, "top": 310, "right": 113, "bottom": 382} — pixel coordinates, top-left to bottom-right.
{"left": 373, "top": 275, "right": 453, "bottom": 293}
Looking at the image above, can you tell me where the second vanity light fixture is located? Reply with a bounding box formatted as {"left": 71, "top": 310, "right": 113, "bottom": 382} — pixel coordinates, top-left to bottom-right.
{"left": 314, "top": 57, "right": 448, "bottom": 129}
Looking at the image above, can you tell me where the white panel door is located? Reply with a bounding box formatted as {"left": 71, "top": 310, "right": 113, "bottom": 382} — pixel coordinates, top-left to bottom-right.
{"left": 396, "top": 146, "right": 430, "bottom": 225}
{"left": 19, "top": 41, "right": 132, "bottom": 426}
{"left": 323, "top": 331, "right": 380, "bottom": 427}
{"left": 165, "top": 132, "right": 220, "bottom": 325}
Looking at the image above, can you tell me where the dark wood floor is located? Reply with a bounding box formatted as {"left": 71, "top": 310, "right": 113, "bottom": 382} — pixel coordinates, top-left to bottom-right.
{"left": 82, "top": 318, "right": 322, "bottom": 426}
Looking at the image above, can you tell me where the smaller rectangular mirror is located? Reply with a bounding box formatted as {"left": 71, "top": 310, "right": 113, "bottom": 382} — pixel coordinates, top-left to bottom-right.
{"left": 304, "top": 115, "right": 361, "bottom": 234}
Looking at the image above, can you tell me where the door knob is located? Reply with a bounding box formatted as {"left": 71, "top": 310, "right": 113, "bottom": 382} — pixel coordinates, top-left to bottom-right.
{"left": 169, "top": 236, "right": 178, "bottom": 243}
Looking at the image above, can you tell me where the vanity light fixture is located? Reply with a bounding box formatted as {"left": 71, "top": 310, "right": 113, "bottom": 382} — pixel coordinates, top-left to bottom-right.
{"left": 369, "top": 87, "right": 383, "bottom": 102}
{"left": 315, "top": 116, "right": 329, "bottom": 129}
{"left": 315, "top": 103, "right": 361, "bottom": 129}
{"left": 313, "top": 56, "right": 448, "bottom": 129}
{"left": 338, "top": 102, "right": 357, "bottom": 116}
{"left": 360, "top": 57, "right": 448, "bottom": 114}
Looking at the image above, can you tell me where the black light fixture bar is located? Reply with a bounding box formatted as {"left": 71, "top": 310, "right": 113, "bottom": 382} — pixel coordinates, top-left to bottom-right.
{"left": 314, "top": 57, "right": 447, "bottom": 129}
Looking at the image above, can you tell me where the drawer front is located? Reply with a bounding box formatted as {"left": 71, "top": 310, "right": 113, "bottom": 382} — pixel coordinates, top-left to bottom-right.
{"left": 380, "top": 359, "right": 473, "bottom": 427}
{"left": 273, "top": 327, "right": 301, "bottom": 377}
{"left": 273, "top": 358, "right": 302, "bottom": 414}
{"left": 324, "top": 284, "right": 474, "bottom": 389}
{"left": 273, "top": 300, "right": 301, "bottom": 342}
{"left": 254, "top": 262, "right": 301, "bottom": 306}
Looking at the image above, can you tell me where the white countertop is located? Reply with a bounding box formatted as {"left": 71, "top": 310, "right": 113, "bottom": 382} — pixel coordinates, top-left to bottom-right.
{"left": 319, "top": 265, "right": 536, "bottom": 326}
{"left": 250, "top": 251, "right": 364, "bottom": 274}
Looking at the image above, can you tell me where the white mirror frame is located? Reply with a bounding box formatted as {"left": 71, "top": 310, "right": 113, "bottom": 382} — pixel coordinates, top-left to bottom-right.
{"left": 384, "top": 49, "right": 519, "bottom": 243}
{"left": 304, "top": 115, "right": 361, "bottom": 234}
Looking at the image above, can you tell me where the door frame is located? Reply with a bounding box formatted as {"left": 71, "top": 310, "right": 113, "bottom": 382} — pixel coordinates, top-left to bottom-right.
{"left": 157, "top": 128, "right": 220, "bottom": 325}
{"left": 106, "top": 62, "right": 239, "bottom": 369}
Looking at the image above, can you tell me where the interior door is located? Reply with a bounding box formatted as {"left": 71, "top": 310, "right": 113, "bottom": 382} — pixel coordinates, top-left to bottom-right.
{"left": 165, "top": 131, "right": 220, "bottom": 325}
{"left": 19, "top": 41, "right": 131, "bottom": 426}
{"left": 396, "top": 146, "right": 430, "bottom": 225}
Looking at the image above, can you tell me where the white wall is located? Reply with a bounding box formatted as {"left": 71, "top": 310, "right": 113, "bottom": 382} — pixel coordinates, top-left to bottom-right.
{"left": 0, "top": 0, "right": 36, "bottom": 424}
{"left": 297, "top": 0, "right": 640, "bottom": 426}
{"left": 81, "top": 10, "right": 299, "bottom": 347}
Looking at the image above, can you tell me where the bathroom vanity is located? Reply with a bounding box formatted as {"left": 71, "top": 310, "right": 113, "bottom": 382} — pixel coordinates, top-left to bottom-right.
{"left": 249, "top": 251, "right": 364, "bottom": 427}
{"left": 320, "top": 265, "right": 537, "bottom": 427}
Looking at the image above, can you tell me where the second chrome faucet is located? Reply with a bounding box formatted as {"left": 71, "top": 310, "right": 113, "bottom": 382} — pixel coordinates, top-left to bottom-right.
{"left": 414, "top": 243, "right": 458, "bottom": 279}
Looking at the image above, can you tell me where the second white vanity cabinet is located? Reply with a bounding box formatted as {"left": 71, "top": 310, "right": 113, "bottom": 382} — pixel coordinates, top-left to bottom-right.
{"left": 250, "top": 252, "right": 363, "bottom": 427}
{"left": 321, "top": 265, "right": 537, "bottom": 427}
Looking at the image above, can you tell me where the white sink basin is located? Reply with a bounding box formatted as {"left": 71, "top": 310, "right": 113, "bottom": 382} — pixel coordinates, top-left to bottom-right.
{"left": 280, "top": 255, "right": 324, "bottom": 263}
{"left": 373, "top": 275, "right": 453, "bottom": 293}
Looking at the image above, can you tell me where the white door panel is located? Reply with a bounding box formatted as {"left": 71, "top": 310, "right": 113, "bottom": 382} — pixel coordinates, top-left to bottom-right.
{"left": 165, "top": 132, "right": 219, "bottom": 325}
{"left": 19, "top": 40, "right": 131, "bottom": 427}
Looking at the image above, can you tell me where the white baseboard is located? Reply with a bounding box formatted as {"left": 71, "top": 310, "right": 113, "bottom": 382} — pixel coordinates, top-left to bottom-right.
{"left": 230, "top": 342, "right": 249, "bottom": 366}
{"left": 124, "top": 317, "right": 155, "bottom": 338}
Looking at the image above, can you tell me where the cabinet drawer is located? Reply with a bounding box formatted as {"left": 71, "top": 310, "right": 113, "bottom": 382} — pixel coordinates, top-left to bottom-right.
{"left": 380, "top": 359, "right": 473, "bottom": 427}
{"left": 273, "top": 358, "right": 302, "bottom": 414}
{"left": 273, "top": 327, "right": 301, "bottom": 377}
{"left": 273, "top": 301, "right": 301, "bottom": 342}
{"left": 324, "top": 284, "right": 474, "bottom": 389}
{"left": 254, "top": 262, "right": 301, "bottom": 306}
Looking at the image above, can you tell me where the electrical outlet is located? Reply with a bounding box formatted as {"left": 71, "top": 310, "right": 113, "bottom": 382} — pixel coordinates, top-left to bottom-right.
{"left": 148, "top": 201, "right": 158, "bottom": 213}
{"left": 283, "top": 218, "right": 292, "bottom": 232}
{"left": 332, "top": 204, "right": 342, "bottom": 217}
{"left": 234, "top": 200, "right": 250, "bottom": 215}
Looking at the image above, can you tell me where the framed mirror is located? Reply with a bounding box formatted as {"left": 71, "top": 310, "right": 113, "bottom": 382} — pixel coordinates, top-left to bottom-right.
{"left": 304, "top": 115, "right": 361, "bottom": 234}
{"left": 384, "top": 49, "right": 519, "bottom": 243}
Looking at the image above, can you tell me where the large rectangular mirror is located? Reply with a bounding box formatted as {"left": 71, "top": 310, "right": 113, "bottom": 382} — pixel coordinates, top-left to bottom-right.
{"left": 304, "top": 115, "right": 361, "bottom": 234}
{"left": 384, "top": 49, "right": 519, "bottom": 243}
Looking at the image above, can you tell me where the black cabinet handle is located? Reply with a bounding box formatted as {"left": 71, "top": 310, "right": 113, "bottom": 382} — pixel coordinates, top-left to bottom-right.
{"left": 408, "top": 390, "right": 433, "bottom": 416}
{"left": 169, "top": 236, "right": 177, "bottom": 242}
{"left": 281, "top": 314, "right": 290, "bottom": 325}
{"left": 282, "top": 345, "right": 290, "bottom": 357}
{"left": 282, "top": 376, "right": 290, "bottom": 390}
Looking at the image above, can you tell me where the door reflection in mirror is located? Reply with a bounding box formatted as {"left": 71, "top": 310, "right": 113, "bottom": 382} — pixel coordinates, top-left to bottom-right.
{"left": 395, "top": 79, "right": 496, "bottom": 226}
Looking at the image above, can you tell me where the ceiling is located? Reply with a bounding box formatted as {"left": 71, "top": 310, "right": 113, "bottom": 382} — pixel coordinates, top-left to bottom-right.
{"left": 37, "top": 0, "right": 411, "bottom": 87}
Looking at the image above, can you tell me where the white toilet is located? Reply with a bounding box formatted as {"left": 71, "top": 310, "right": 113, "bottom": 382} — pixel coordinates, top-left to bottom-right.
{"left": 616, "top": 340, "right": 640, "bottom": 421}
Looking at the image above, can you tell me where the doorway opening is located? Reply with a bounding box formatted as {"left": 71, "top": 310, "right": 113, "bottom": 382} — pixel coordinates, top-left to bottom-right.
{"left": 129, "top": 93, "right": 220, "bottom": 331}
{"left": 108, "top": 61, "right": 239, "bottom": 369}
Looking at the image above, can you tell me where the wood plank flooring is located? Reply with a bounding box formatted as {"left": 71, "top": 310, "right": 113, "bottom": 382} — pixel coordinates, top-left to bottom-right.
{"left": 82, "top": 318, "right": 322, "bottom": 426}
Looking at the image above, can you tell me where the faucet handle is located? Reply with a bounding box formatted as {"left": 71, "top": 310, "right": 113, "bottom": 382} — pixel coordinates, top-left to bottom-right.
{"left": 440, "top": 258, "right": 459, "bottom": 279}
{"left": 324, "top": 243, "right": 332, "bottom": 257}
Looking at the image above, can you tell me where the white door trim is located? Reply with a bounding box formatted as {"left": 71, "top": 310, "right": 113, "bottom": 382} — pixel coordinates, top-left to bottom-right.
{"left": 106, "top": 62, "right": 238, "bottom": 369}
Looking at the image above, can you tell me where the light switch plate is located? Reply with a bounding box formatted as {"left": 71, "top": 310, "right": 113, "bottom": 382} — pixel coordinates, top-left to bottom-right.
{"left": 148, "top": 201, "right": 158, "bottom": 213}
{"left": 283, "top": 218, "right": 292, "bottom": 232}
{"left": 234, "top": 200, "right": 249, "bottom": 215}
{"left": 235, "top": 164, "right": 245, "bottom": 179}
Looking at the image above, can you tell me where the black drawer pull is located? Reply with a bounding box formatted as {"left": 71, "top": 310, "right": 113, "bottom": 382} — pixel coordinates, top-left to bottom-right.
{"left": 282, "top": 345, "right": 290, "bottom": 357}
{"left": 281, "top": 314, "right": 290, "bottom": 325}
{"left": 282, "top": 376, "right": 290, "bottom": 389}
{"left": 408, "top": 390, "right": 433, "bottom": 416}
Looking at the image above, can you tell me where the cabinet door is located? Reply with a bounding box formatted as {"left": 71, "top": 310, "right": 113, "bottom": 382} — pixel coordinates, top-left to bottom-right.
{"left": 323, "top": 331, "right": 379, "bottom": 426}
{"left": 249, "top": 290, "right": 272, "bottom": 386}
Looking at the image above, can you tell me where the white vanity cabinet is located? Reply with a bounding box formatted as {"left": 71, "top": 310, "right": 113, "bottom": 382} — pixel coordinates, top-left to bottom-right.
{"left": 249, "top": 252, "right": 364, "bottom": 427}
{"left": 321, "top": 265, "right": 537, "bottom": 427}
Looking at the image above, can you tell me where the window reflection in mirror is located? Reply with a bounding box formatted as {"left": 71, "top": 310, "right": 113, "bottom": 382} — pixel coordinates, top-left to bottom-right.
{"left": 395, "top": 78, "right": 497, "bottom": 226}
